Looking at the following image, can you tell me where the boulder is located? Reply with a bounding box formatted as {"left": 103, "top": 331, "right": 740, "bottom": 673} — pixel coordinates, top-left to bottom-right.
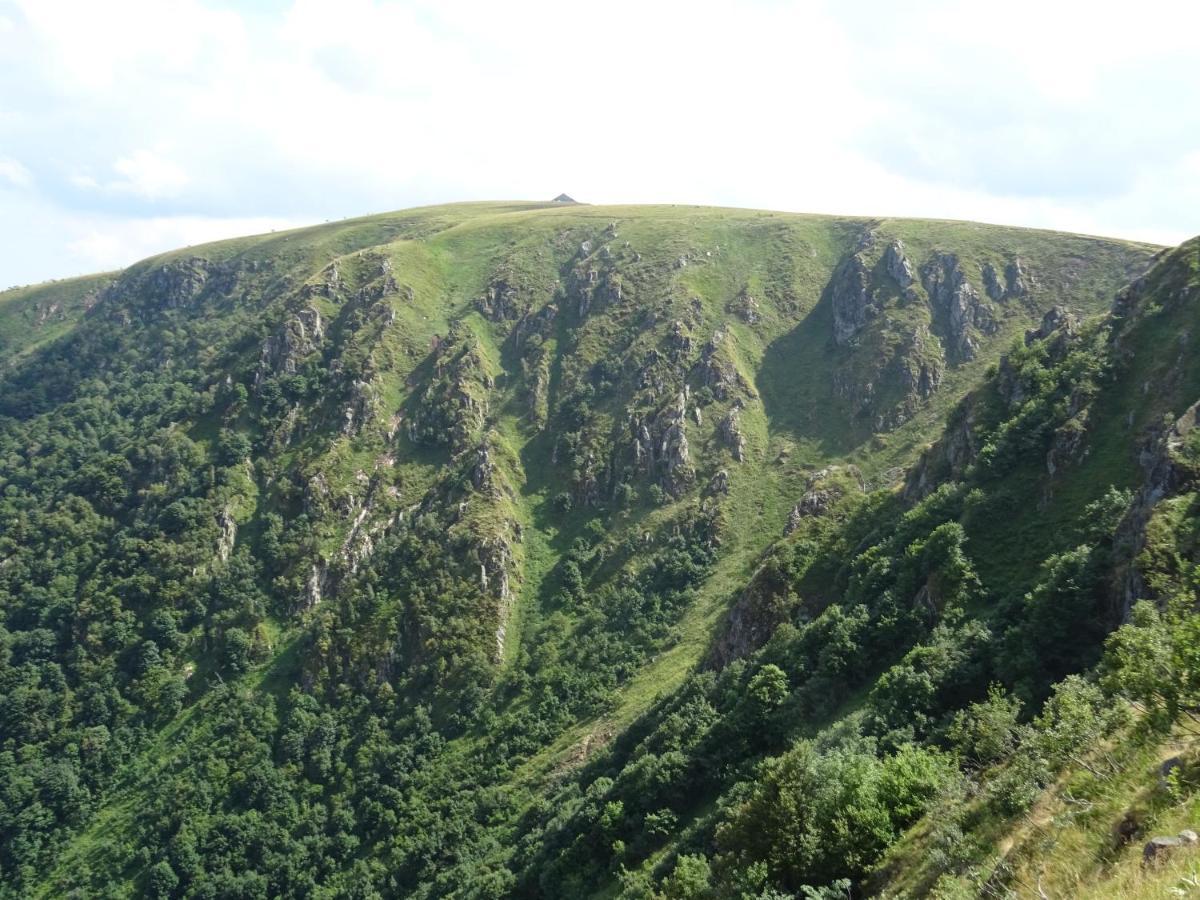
{"left": 1144, "top": 835, "right": 1183, "bottom": 865}
{"left": 1160, "top": 755, "right": 1184, "bottom": 787}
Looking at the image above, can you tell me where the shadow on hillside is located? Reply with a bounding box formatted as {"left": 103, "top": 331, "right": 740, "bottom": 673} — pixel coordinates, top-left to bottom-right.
{"left": 756, "top": 282, "right": 861, "bottom": 458}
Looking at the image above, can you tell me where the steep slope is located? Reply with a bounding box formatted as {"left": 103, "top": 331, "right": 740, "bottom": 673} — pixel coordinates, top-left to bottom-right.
{"left": 0, "top": 271, "right": 114, "bottom": 366}
{"left": 514, "top": 239, "right": 1200, "bottom": 900}
{"left": 0, "top": 202, "right": 1165, "bottom": 898}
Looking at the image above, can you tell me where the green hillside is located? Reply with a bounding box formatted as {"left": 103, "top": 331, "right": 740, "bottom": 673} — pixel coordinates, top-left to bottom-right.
{"left": 3, "top": 201, "right": 1198, "bottom": 899}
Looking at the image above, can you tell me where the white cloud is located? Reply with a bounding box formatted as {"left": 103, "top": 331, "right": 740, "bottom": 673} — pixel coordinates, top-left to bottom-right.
{"left": 0, "top": 0, "right": 1197, "bottom": 286}
{"left": 110, "top": 149, "right": 191, "bottom": 199}
{"left": 65, "top": 214, "right": 306, "bottom": 271}
{"left": 69, "top": 150, "right": 191, "bottom": 200}
{"left": 0, "top": 156, "right": 32, "bottom": 189}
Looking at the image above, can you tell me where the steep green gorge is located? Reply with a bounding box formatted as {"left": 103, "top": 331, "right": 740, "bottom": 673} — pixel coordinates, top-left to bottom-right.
{"left": 2, "top": 201, "right": 1197, "bottom": 898}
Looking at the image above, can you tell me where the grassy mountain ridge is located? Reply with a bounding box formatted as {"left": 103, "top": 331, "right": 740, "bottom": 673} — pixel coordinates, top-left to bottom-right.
{"left": 0, "top": 202, "right": 1192, "bottom": 899}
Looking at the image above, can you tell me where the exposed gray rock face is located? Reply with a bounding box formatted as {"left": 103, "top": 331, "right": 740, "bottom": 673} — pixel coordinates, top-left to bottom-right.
{"left": 884, "top": 241, "right": 914, "bottom": 289}
{"left": 694, "top": 331, "right": 743, "bottom": 401}
{"left": 707, "top": 468, "right": 730, "bottom": 495}
{"left": 668, "top": 320, "right": 693, "bottom": 357}
{"left": 1113, "top": 398, "right": 1200, "bottom": 618}
{"left": 922, "top": 253, "right": 996, "bottom": 361}
{"left": 904, "top": 404, "right": 979, "bottom": 501}
{"left": 463, "top": 519, "right": 521, "bottom": 661}
{"left": 718, "top": 406, "right": 747, "bottom": 462}
{"left": 1046, "top": 415, "right": 1088, "bottom": 475}
{"left": 659, "top": 392, "right": 691, "bottom": 475}
{"left": 1025, "top": 305, "right": 1079, "bottom": 346}
{"left": 998, "top": 311, "right": 1080, "bottom": 407}
{"left": 476, "top": 277, "right": 521, "bottom": 321}
{"left": 634, "top": 422, "right": 655, "bottom": 474}
{"left": 831, "top": 253, "right": 876, "bottom": 345}
{"left": 510, "top": 302, "right": 558, "bottom": 352}
{"left": 216, "top": 506, "right": 237, "bottom": 563}
{"left": 304, "top": 561, "right": 329, "bottom": 610}
{"left": 901, "top": 326, "right": 944, "bottom": 402}
{"left": 628, "top": 392, "right": 704, "bottom": 496}
{"left": 147, "top": 257, "right": 212, "bottom": 308}
{"left": 305, "top": 261, "right": 341, "bottom": 299}
{"left": 341, "top": 378, "right": 378, "bottom": 436}
{"left": 574, "top": 449, "right": 601, "bottom": 507}
{"left": 832, "top": 324, "right": 944, "bottom": 433}
{"left": 1005, "top": 258, "right": 1031, "bottom": 298}
{"left": 567, "top": 251, "right": 623, "bottom": 320}
{"left": 1144, "top": 836, "right": 1184, "bottom": 865}
{"left": 471, "top": 442, "right": 496, "bottom": 492}
{"left": 983, "top": 259, "right": 1032, "bottom": 301}
{"left": 996, "top": 355, "right": 1027, "bottom": 409}
{"left": 706, "top": 568, "right": 791, "bottom": 670}
{"left": 995, "top": 308, "right": 1081, "bottom": 411}
{"left": 784, "top": 466, "right": 859, "bottom": 534}
{"left": 256, "top": 307, "right": 324, "bottom": 386}
{"left": 729, "top": 287, "right": 760, "bottom": 324}
{"left": 982, "top": 263, "right": 1005, "bottom": 301}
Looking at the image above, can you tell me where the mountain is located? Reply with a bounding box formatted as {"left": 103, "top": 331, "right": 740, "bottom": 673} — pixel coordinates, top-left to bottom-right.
{"left": 1, "top": 201, "right": 1197, "bottom": 899}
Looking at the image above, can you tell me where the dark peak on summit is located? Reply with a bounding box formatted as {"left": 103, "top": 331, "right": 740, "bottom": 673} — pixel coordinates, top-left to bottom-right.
{"left": 551, "top": 193, "right": 578, "bottom": 203}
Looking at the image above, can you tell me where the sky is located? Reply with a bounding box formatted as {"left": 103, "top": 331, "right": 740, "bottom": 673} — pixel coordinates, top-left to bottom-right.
{"left": 1, "top": 0, "right": 1198, "bottom": 286}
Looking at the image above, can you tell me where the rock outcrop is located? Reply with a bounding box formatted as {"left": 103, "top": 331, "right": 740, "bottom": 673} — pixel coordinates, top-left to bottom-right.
{"left": 706, "top": 567, "right": 792, "bottom": 670}
{"left": 694, "top": 330, "right": 742, "bottom": 401}
{"left": 256, "top": 306, "right": 324, "bottom": 386}
{"left": 1143, "top": 831, "right": 1200, "bottom": 866}
{"left": 729, "top": 287, "right": 761, "bottom": 324}
{"left": 1025, "top": 305, "right": 1079, "bottom": 347}
{"left": 475, "top": 534, "right": 517, "bottom": 660}
{"left": 1113, "top": 398, "right": 1200, "bottom": 618}
{"left": 476, "top": 277, "right": 522, "bottom": 322}
{"left": 658, "top": 391, "right": 692, "bottom": 483}
{"left": 904, "top": 402, "right": 979, "bottom": 502}
{"left": 707, "top": 468, "right": 730, "bottom": 495}
{"left": 341, "top": 378, "right": 378, "bottom": 436}
{"left": 831, "top": 253, "right": 876, "bottom": 346}
{"left": 1005, "top": 258, "right": 1031, "bottom": 298}
{"left": 922, "top": 253, "right": 996, "bottom": 361}
{"left": 407, "top": 335, "right": 490, "bottom": 452}
{"left": 216, "top": 506, "right": 237, "bottom": 563}
{"left": 884, "top": 240, "right": 915, "bottom": 289}
{"left": 982, "top": 263, "right": 1005, "bottom": 301}
{"left": 983, "top": 259, "right": 1032, "bottom": 301}
{"left": 785, "top": 466, "right": 862, "bottom": 534}
{"left": 718, "top": 406, "right": 747, "bottom": 462}
{"left": 146, "top": 257, "right": 213, "bottom": 309}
